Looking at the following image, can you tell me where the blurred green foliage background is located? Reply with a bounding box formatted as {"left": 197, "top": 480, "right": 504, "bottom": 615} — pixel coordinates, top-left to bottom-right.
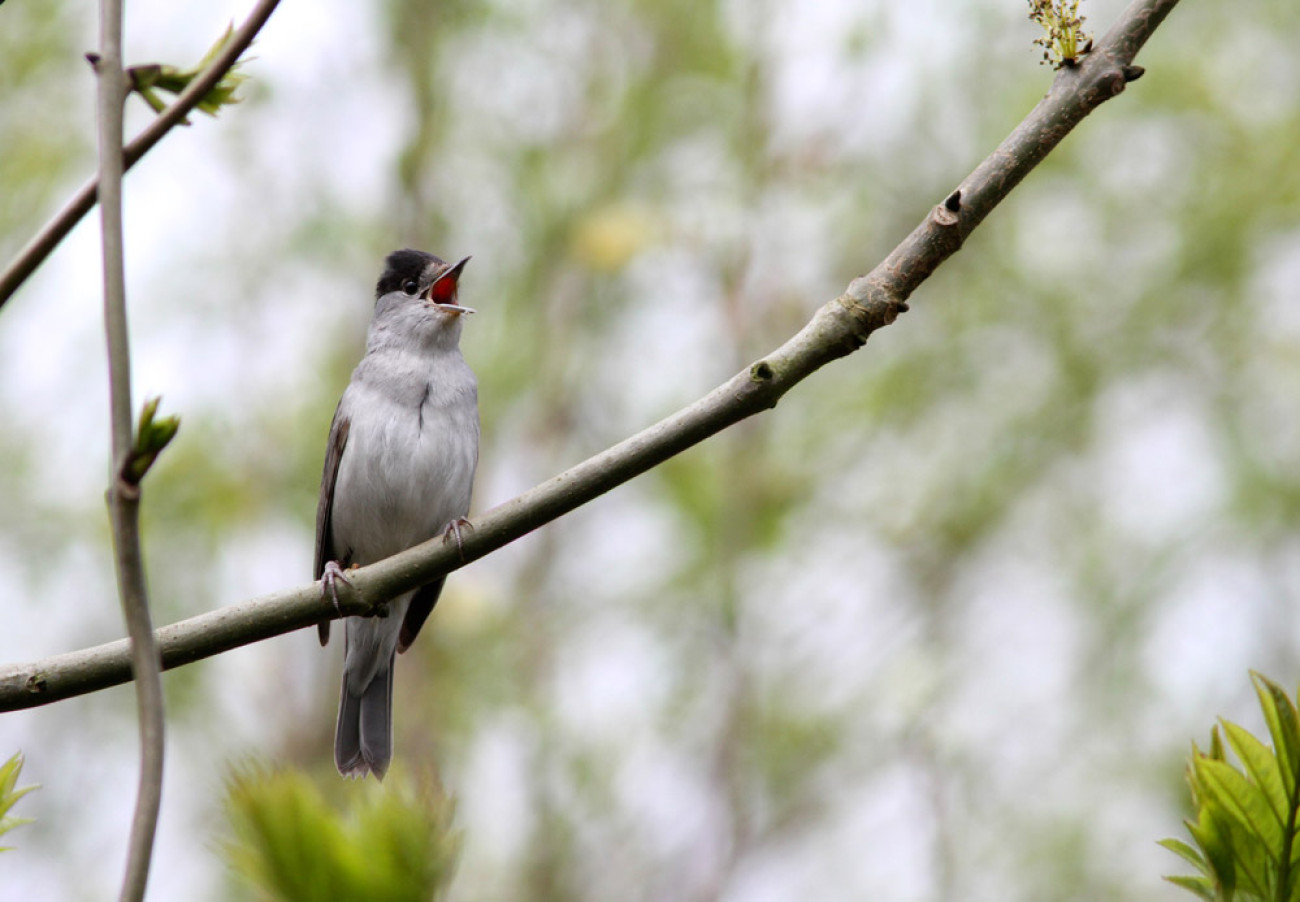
{"left": 1, "top": 0, "right": 1299, "bottom": 899}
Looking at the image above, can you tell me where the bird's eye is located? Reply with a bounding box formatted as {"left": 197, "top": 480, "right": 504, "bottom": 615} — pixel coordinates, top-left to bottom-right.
{"left": 402, "top": 279, "right": 419, "bottom": 296}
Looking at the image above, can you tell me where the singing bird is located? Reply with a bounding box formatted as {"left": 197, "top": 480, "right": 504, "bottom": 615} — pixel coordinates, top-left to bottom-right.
{"left": 315, "top": 249, "right": 479, "bottom": 779}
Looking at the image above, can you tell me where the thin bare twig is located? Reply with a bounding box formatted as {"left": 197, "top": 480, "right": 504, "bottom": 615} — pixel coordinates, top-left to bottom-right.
{"left": 0, "top": 0, "right": 282, "bottom": 309}
{"left": 0, "top": 0, "right": 1181, "bottom": 714}
{"left": 93, "top": 2, "right": 164, "bottom": 900}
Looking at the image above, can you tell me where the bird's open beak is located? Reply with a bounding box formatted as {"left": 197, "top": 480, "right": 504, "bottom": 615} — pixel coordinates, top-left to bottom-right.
{"left": 423, "top": 256, "right": 476, "bottom": 314}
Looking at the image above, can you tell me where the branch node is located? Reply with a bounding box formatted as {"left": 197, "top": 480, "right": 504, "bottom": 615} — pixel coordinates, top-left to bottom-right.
{"left": 749, "top": 361, "right": 774, "bottom": 383}
{"left": 25, "top": 674, "right": 47, "bottom": 695}
{"left": 835, "top": 284, "right": 906, "bottom": 339}
{"left": 115, "top": 478, "right": 142, "bottom": 503}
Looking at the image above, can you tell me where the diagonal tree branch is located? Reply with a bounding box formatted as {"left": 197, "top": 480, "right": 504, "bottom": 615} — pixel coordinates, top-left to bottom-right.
{"left": 0, "top": 0, "right": 282, "bottom": 310}
{"left": 0, "top": 0, "right": 1181, "bottom": 714}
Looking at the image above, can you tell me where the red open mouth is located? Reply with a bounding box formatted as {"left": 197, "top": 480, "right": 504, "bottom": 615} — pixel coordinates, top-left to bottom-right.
{"left": 421, "top": 256, "right": 476, "bottom": 314}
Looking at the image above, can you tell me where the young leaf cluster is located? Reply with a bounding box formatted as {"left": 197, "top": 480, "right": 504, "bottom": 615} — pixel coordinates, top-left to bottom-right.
{"left": 221, "top": 764, "right": 460, "bottom": 902}
{"left": 122, "top": 396, "right": 179, "bottom": 486}
{"left": 1162, "top": 672, "right": 1300, "bottom": 901}
{"left": 0, "top": 752, "right": 37, "bottom": 851}
{"left": 128, "top": 24, "right": 248, "bottom": 123}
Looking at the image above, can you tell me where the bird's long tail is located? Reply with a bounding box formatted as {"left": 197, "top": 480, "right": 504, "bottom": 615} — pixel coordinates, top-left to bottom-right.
{"left": 335, "top": 650, "right": 396, "bottom": 780}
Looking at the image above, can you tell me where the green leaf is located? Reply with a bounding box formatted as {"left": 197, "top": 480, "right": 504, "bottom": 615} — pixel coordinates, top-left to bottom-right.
{"left": 1162, "top": 874, "right": 1216, "bottom": 901}
{"left": 1253, "top": 671, "right": 1300, "bottom": 797}
{"left": 1196, "top": 757, "right": 1283, "bottom": 864}
{"left": 0, "top": 752, "right": 38, "bottom": 851}
{"left": 1217, "top": 803, "right": 1275, "bottom": 900}
{"left": 1186, "top": 806, "right": 1236, "bottom": 896}
{"left": 1222, "top": 719, "right": 1289, "bottom": 840}
{"left": 1211, "top": 725, "right": 1228, "bottom": 763}
{"left": 1196, "top": 769, "right": 1279, "bottom": 899}
{"left": 1159, "top": 837, "right": 1210, "bottom": 876}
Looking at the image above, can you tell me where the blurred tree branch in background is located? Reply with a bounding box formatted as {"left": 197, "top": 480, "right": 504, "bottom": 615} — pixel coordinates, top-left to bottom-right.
{"left": 0, "top": 0, "right": 1181, "bottom": 714}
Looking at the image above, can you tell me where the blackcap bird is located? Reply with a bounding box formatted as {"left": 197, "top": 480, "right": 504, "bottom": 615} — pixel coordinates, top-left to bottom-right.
{"left": 315, "top": 248, "right": 479, "bottom": 779}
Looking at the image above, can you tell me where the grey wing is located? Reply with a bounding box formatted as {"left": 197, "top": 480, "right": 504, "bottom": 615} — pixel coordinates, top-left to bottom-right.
{"left": 315, "top": 407, "right": 351, "bottom": 646}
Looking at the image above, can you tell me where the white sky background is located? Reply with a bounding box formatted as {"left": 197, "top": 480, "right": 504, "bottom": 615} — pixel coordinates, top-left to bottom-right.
{"left": 0, "top": 0, "right": 1277, "bottom": 899}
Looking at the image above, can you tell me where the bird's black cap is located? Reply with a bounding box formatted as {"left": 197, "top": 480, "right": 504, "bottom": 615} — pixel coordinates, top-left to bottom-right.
{"left": 375, "top": 249, "right": 445, "bottom": 299}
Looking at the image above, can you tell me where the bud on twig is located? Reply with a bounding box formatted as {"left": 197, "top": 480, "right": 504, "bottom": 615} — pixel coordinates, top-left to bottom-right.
{"left": 122, "top": 397, "right": 180, "bottom": 486}
{"left": 1027, "top": 0, "right": 1093, "bottom": 69}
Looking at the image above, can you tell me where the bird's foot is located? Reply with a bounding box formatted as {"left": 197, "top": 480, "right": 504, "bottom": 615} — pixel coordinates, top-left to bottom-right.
{"left": 321, "top": 560, "right": 354, "bottom": 617}
{"left": 442, "top": 517, "right": 475, "bottom": 562}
